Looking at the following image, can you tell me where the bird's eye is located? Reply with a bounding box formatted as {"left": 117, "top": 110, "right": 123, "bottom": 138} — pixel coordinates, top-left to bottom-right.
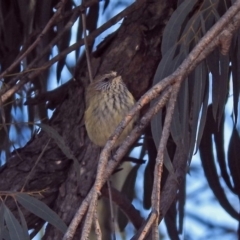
{"left": 102, "top": 78, "right": 109, "bottom": 82}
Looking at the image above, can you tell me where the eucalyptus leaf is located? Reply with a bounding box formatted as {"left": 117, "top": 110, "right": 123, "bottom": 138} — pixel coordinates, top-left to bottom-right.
{"left": 16, "top": 193, "right": 67, "bottom": 234}
{"left": 16, "top": 204, "right": 30, "bottom": 240}
{"left": 151, "top": 46, "right": 184, "bottom": 150}
{"left": 36, "top": 123, "right": 80, "bottom": 184}
{"left": 118, "top": 164, "right": 140, "bottom": 231}
{"left": 217, "top": 54, "right": 229, "bottom": 125}
{"left": 170, "top": 51, "right": 188, "bottom": 150}
{"left": 206, "top": 49, "right": 220, "bottom": 120}
{"left": 230, "top": 31, "right": 240, "bottom": 121}
{"left": 1, "top": 228, "right": 10, "bottom": 240}
{"left": 161, "top": 0, "right": 198, "bottom": 55}
{"left": 4, "top": 205, "right": 25, "bottom": 240}
{"left": 143, "top": 161, "right": 153, "bottom": 209}
{"left": 227, "top": 127, "right": 240, "bottom": 192}
{"left": 0, "top": 203, "right": 5, "bottom": 240}
{"left": 195, "top": 69, "right": 209, "bottom": 151}
{"left": 214, "top": 114, "right": 235, "bottom": 192}
{"left": 199, "top": 107, "right": 239, "bottom": 220}
{"left": 188, "top": 62, "right": 206, "bottom": 159}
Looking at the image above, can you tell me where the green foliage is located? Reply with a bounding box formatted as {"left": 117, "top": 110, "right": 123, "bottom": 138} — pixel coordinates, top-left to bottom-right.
{"left": 0, "top": 192, "right": 67, "bottom": 240}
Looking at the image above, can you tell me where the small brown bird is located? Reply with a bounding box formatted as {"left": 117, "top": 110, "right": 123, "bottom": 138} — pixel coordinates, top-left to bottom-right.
{"left": 84, "top": 72, "right": 136, "bottom": 147}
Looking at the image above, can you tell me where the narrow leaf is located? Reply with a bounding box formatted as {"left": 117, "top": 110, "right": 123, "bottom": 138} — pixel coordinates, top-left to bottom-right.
{"left": 151, "top": 49, "right": 186, "bottom": 174}
{"left": 170, "top": 52, "right": 188, "bottom": 149}
{"left": 103, "top": 0, "right": 110, "bottom": 13}
{"left": 36, "top": 123, "right": 80, "bottom": 184}
{"left": 164, "top": 151, "right": 175, "bottom": 176}
{"left": 152, "top": 44, "right": 178, "bottom": 86}
{"left": 214, "top": 114, "right": 235, "bottom": 192}
{"left": 151, "top": 107, "right": 162, "bottom": 148}
{"left": 195, "top": 71, "right": 209, "bottom": 151}
{"left": 170, "top": 104, "right": 182, "bottom": 148}
{"left": 86, "top": 4, "right": 99, "bottom": 32}
{"left": 217, "top": 54, "right": 229, "bottom": 125}
{"left": 189, "top": 62, "right": 206, "bottom": 159}
{"left": 56, "top": 0, "right": 72, "bottom": 82}
{"left": 169, "top": 51, "right": 189, "bottom": 168}
{"left": 178, "top": 176, "right": 186, "bottom": 233}
{"left": 178, "top": 77, "right": 189, "bottom": 150}
{"left": 161, "top": 0, "right": 198, "bottom": 55}
{"left": 143, "top": 127, "right": 156, "bottom": 209}
{"left": 4, "top": 205, "right": 25, "bottom": 240}
{"left": 164, "top": 204, "right": 179, "bottom": 240}
{"left": 16, "top": 193, "right": 67, "bottom": 234}
{"left": 230, "top": 29, "right": 240, "bottom": 122}
{"left": 143, "top": 161, "right": 154, "bottom": 209}
{"left": 0, "top": 203, "right": 5, "bottom": 240}
{"left": 199, "top": 106, "right": 239, "bottom": 220}
{"left": 206, "top": 49, "right": 220, "bottom": 120}
{"left": 228, "top": 127, "right": 240, "bottom": 193}
{"left": 180, "top": 12, "right": 201, "bottom": 51}
{"left": 36, "top": 123, "right": 77, "bottom": 162}
{"left": 118, "top": 165, "right": 140, "bottom": 231}
{"left": 16, "top": 205, "right": 30, "bottom": 240}
{"left": 1, "top": 228, "right": 10, "bottom": 240}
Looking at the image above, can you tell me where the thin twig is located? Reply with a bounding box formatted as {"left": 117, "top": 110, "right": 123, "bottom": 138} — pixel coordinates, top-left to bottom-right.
{"left": 0, "top": 0, "right": 101, "bottom": 82}
{"left": 81, "top": 10, "right": 93, "bottom": 82}
{"left": 94, "top": 209, "right": 102, "bottom": 240}
{"left": 81, "top": 188, "right": 100, "bottom": 239}
{"left": 101, "top": 184, "right": 144, "bottom": 230}
{"left": 151, "top": 82, "right": 181, "bottom": 240}
{"left": 0, "top": 88, "right": 8, "bottom": 142}
{"left": 21, "top": 139, "right": 51, "bottom": 191}
{"left": 159, "top": 146, "right": 186, "bottom": 221}
{"left": 63, "top": 194, "right": 91, "bottom": 240}
{"left": 107, "top": 180, "right": 116, "bottom": 240}
{"left": 1, "top": 3, "right": 80, "bottom": 90}
{"left": 137, "top": 211, "right": 158, "bottom": 240}
{"left": 0, "top": 0, "right": 145, "bottom": 103}
{"left": 81, "top": 195, "right": 98, "bottom": 240}
{"left": 0, "top": 0, "right": 68, "bottom": 80}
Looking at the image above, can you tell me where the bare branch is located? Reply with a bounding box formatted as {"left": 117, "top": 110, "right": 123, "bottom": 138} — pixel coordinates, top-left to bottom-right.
{"left": 94, "top": 209, "right": 102, "bottom": 240}
{"left": 151, "top": 82, "right": 181, "bottom": 239}
{"left": 106, "top": 180, "right": 116, "bottom": 240}
{"left": 21, "top": 139, "right": 51, "bottom": 191}
{"left": 81, "top": 10, "right": 93, "bottom": 82}
{"left": 0, "top": 0, "right": 145, "bottom": 103}
{"left": 0, "top": 0, "right": 68, "bottom": 80}
{"left": 0, "top": 0, "right": 102, "bottom": 82}
{"left": 101, "top": 184, "right": 144, "bottom": 230}
{"left": 136, "top": 211, "right": 158, "bottom": 240}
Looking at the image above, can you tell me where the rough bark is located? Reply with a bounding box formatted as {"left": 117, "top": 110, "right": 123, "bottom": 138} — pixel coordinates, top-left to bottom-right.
{"left": 0, "top": 0, "right": 178, "bottom": 239}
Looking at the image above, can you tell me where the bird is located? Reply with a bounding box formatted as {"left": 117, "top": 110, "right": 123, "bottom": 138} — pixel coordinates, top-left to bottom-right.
{"left": 84, "top": 71, "right": 137, "bottom": 147}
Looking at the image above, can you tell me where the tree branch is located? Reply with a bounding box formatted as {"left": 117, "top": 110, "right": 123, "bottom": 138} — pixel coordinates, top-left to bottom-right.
{"left": 63, "top": 86, "right": 172, "bottom": 240}
{"left": 101, "top": 184, "right": 143, "bottom": 230}
{"left": 0, "top": 0, "right": 146, "bottom": 103}
{"left": 73, "top": 1, "right": 240, "bottom": 239}
{"left": 0, "top": 0, "right": 68, "bottom": 80}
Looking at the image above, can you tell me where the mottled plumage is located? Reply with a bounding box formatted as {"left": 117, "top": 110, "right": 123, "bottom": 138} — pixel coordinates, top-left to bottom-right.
{"left": 84, "top": 72, "right": 136, "bottom": 147}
